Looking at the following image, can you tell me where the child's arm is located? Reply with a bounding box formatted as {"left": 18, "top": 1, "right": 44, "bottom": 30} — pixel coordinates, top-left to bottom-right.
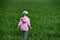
{"left": 16, "top": 19, "right": 22, "bottom": 31}
{"left": 16, "top": 20, "right": 21, "bottom": 31}
{"left": 28, "top": 19, "right": 32, "bottom": 29}
{"left": 18, "top": 18, "right": 22, "bottom": 29}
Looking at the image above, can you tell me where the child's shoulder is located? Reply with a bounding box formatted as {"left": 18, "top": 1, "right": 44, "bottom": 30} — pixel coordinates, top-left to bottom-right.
{"left": 27, "top": 17, "right": 30, "bottom": 21}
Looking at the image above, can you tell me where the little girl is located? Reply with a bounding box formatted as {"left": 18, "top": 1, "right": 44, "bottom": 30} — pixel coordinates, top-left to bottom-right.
{"left": 18, "top": 11, "right": 32, "bottom": 40}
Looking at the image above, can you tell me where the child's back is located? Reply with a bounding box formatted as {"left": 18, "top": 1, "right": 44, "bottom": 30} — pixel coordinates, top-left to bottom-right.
{"left": 18, "top": 16, "right": 30, "bottom": 31}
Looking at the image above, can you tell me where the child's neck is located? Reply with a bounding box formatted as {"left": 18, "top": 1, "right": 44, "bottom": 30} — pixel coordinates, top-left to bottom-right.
{"left": 23, "top": 16, "right": 28, "bottom": 18}
{"left": 24, "top": 15, "right": 27, "bottom": 17}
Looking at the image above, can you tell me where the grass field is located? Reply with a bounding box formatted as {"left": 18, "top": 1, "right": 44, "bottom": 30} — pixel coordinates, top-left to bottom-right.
{"left": 0, "top": 0, "right": 60, "bottom": 40}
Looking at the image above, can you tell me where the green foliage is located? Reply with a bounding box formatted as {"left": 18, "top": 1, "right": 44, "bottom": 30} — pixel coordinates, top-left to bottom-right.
{"left": 0, "top": 0, "right": 60, "bottom": 40}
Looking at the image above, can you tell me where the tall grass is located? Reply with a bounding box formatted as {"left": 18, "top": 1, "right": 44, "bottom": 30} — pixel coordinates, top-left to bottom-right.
{"left": 0, "top": 0, "right": 60, "bottom": 40}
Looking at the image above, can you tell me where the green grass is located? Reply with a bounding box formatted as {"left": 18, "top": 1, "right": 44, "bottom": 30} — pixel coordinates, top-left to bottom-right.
{"left": 0, "top": 0, "right": 60, "bottom": 40}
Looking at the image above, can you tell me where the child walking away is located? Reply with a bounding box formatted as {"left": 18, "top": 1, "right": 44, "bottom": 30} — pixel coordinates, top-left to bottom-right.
{"left": 18, "top": 11, "right": 32, "bottom": 40}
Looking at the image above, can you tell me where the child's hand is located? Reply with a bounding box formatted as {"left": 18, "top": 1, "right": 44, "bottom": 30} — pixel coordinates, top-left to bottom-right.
{"left": 30, "top": 27, "right": 32, "bottom": 29}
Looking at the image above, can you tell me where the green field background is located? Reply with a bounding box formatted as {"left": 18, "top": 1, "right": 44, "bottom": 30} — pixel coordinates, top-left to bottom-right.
{"left": 0, "top": 0, "right": 60, "bottom": 40}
